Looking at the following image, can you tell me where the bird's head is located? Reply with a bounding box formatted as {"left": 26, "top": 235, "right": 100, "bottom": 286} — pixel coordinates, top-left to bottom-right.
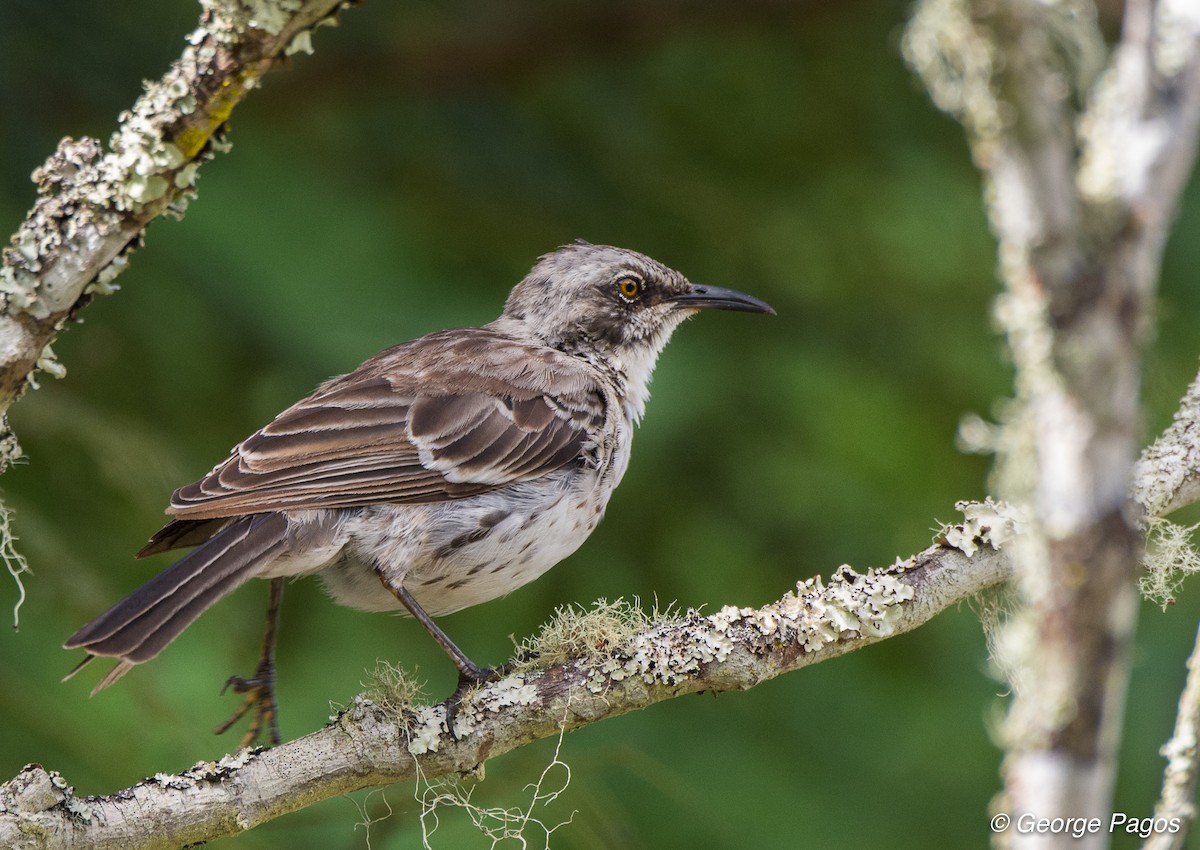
{"left": 499, "top": 242, "right": 775, "bottom": 360}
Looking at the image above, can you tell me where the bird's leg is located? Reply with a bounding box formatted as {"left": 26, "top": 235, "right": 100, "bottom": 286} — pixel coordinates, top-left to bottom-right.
{"left": 215, "top": 577, "right": 284, "bottom": 748}
{"left": 374, "top": 570, "right": 500, "bottom": 735}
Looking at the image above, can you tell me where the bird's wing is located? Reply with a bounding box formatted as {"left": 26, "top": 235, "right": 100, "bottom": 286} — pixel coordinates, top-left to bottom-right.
{"left": 163, "top": 329, "right": 608, "bottom": 522}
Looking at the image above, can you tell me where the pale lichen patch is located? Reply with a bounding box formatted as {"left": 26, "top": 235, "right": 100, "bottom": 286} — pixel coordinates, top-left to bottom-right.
{"left": 580, "top": 563, "right": 920, "bottom": 694}
{"left": 143, "top": 749, "right": 262, "bottom": 790}
{"left": 28, "top": 345, "right": 66, "bottom": 389}
{"left": 940, "top": 498, "right": 1025, "bottom": 556}
{"left": 1154, "top": 0, "right": 1200, "bottom": 78}
{"left": 0, "top": 765, "right": 93, "bottom": 824}
{"left": 0, "top": 765, "right": 64, "bottom": 815}
{"left": 718, "top": 565, "right": 916, "bottom": 649}
{"left": 407, "top": 705, "right": 448, "bottom": 756}
{"left": 287, "top": 29, "right": 315, "bottom": 55}
{"left": 3, "top": 58, "right": 202, "bottom": 322}
{"left": 94, "top": 70, "right": 198, "bottom": 215}
{"left": 449, "top": 675, "right": 541, "bottom": 740}
{"left": 63, "top": 794, "right": 93, "bottom": 821}
{"left": 150, "top": 773, "right": 195, "bottom": 792}
{"left": 87, "top": 253, "right": 128, "bottom": 296}
{"left": 243, "top": 0, "right": 305, "bottom": 36}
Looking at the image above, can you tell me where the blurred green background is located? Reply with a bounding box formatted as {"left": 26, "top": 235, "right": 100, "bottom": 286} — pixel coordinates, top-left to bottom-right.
{"left": 3, "top": 1, "right": 1200, "bottom": 847}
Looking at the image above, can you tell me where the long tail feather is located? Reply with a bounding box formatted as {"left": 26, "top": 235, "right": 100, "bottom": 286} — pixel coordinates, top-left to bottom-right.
{"left": 65, "top": 513, "right": 289, "bottom": 687}
{"left": 136, "top": 517, "right": 232, "bottom": 558}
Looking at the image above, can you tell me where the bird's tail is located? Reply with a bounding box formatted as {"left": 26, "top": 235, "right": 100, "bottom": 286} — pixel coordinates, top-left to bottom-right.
{"left": 64, "top": 513, "right": 290, "bottom": 692}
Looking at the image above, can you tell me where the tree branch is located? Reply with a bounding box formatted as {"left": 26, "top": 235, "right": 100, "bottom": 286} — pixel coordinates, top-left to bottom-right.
{"left": 0, "top": 503, "right": 1017, "bottom": 850}
{"left": 2, "top": 413, "right": 1197, "bottom": 849}
{"left": 7, "top": 1, "right": 1200, "bottom": 847}
{"left": 905, "top": 0, "right": 1200, "bottom": 847}
{"left": 0, "top": 0, "right": 357, "bottom": 470}
{"left": 1136, "top": 368, "right": 1200, "bottom": 520}
{"left": 1144, "top": 620, "right": 1200, "bottom": 850}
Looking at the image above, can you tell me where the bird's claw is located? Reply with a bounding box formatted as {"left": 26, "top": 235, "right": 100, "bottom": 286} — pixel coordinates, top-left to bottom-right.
{"left": 215, "top": 664, "right": 280, "bottom": 748}
{"left": 445, "top": 665, "right": 504, "bottom": 739}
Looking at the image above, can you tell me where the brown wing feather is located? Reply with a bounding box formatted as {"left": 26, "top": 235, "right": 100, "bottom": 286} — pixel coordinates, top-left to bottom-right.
{"left": 165, "top": 329, "right": 607, "bottom": 521}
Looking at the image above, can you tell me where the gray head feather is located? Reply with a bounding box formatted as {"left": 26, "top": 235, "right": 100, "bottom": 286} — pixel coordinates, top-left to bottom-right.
{"left": 499, "top": 243, "right": 695, "bottom": 352}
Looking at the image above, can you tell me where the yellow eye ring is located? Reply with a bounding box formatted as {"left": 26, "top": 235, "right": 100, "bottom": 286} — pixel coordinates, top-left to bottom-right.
{"left": 616, "top": 276, "right": 641, "bottom": 301}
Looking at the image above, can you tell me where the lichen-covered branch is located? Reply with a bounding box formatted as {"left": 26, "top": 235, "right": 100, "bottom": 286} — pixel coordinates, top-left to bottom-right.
{"left": 904, "top": 1, "right": 1200, "bottom": 847}
{"left": 2, "top": 421, "right": 1199, "bottom": 850}
{"left": 0, "top": 502, "right": 1017, "bottom": 850}
{"left": 1079, "top": 0, "right": 1200, "bottom": 291}
{"left": 1144, "top": 621, "right": 1200, "bottom": 850}
{"left": 0, "top": 0, "right": 358, "bottom": 471}
{"left": 1136, "top": 370, "right": 1200, "bottom": 520}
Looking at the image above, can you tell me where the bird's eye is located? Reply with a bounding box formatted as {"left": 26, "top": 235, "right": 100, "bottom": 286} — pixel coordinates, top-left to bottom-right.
{"left": 616, "top": 276, "right": 642, "bottom": 301}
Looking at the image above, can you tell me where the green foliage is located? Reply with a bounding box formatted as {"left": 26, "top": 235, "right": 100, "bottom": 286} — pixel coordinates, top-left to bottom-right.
{"left": 2, "top": 1, "right": 1199, "bottom": 848}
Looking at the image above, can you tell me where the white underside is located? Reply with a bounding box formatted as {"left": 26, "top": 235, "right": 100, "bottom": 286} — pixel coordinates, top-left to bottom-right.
{"left": 258, "top": 437, "right": 630, "bottom": 618}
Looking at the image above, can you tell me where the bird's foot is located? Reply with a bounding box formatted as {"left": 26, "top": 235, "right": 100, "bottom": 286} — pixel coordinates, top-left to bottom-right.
{"left": 215, "top": 657, "right": 281, "bottom": 748}
{"left": 444, "top": 664, "right": 509, "bottom": 739}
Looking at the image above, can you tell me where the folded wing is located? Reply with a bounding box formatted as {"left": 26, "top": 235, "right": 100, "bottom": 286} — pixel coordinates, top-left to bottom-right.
{"left": 161, "top": 329, "right": 607, "bottom": 523}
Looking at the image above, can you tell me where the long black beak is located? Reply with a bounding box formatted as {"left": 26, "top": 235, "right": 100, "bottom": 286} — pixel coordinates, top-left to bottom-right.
{"left": 670, "top": 283, "right": 776, "bottom": 315}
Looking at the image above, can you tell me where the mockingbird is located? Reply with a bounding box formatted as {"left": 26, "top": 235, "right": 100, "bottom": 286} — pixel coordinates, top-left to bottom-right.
{"left": 65, "top": 242, "right": 774, "bottom": 744}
